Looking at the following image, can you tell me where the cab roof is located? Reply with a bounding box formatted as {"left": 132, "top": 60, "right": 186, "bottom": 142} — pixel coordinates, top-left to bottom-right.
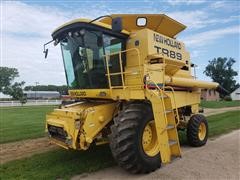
{"left": 52, "top": 14, "right": 186, "bottom": 39}
{"left": 100, "top": 14, "right": 186, "bottom": 38}
{"left": 52, "top": 18, "right": 130, "bottom": 36}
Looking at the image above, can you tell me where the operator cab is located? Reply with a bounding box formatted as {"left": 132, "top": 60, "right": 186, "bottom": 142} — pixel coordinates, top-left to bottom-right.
{"left": 51, "top": 20, "right": 128, "bottom": 89}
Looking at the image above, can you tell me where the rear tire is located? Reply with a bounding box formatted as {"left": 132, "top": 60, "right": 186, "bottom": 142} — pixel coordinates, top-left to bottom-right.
{"left": 109, "top": 102, "right": 161, "bottom": 174}
{"left": 187, "top": 114, "right": 208, "bottom": 147}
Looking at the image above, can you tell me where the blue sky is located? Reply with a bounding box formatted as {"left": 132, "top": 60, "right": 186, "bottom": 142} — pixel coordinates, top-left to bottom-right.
{"left": 1, "top": 0, "right": 239, "bottom": 85}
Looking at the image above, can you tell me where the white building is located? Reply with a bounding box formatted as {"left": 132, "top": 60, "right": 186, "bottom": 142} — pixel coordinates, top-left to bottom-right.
{"left": 230, "top": 87, "right": 240, "bottom": 101}
{"left": 0, "top": 92, "right": 12, "bottom": 99}
{"left": 23, "top": 91, "right": 60, "bottom": 99}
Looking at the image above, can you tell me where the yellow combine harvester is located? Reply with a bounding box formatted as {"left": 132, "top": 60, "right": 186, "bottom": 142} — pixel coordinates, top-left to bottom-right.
{"left": 44, "top": 14, "right": 218, "bottom": 173}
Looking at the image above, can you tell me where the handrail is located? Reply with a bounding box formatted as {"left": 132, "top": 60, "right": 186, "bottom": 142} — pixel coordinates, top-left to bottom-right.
{"left": 146, "top": 78, "right": 180, "bottom": 127}
{"left": 164, "top": 86, "right": 180, "bottom": 126}
{"left": 118, "top": 52, "right": 125, "bottom": 88}
{"left": 145, "top": 78, "right": 168, "bottom": 125}
{"left": 103, "top": 48, "right": 144, "bottom": 93}
{"left": 104, "top": 53, "right": 113, "bottom": 96}
{"left": 106, "top": 70, "right": 141, "bottom": 76}
{"left": 162, "top": 56, "right": 166, "bottom": 89}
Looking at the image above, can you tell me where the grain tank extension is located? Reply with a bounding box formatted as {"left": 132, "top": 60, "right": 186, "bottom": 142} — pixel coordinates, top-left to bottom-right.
{"left": 45, "top": 14, "right": 218, "bottom": 173}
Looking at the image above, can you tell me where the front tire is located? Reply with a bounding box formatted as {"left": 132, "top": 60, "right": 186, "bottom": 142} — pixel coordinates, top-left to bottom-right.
{"left": 187, "top": 114, "right": 208, "bottom": 147}
{"left": 109, "top": 102, "right": 161, "bottom": 174}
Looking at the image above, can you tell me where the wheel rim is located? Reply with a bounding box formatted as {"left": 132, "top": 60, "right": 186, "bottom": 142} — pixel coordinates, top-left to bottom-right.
{"left": 142, "top": 120, "right": 159, "bottom": 157}
{"left": 198, "top": 122, "right": 206, "bottom": 141}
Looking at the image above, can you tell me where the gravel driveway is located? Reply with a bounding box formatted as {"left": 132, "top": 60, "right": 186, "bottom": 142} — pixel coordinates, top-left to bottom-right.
{"left": 72, "top": 130, "right": 240, "bottom": 180}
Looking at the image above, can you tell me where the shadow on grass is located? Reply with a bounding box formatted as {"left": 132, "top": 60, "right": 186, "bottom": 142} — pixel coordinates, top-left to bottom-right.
{"left": 0, "top": 145, "right": 115, "bottom": 180}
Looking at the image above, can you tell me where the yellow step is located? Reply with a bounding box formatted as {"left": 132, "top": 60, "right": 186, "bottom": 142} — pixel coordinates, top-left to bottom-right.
{"left": 167, "top": 124, "right": 175, "bottom": 130}
{"left": 169, "top": 140, "right": 177, "bottom": 146}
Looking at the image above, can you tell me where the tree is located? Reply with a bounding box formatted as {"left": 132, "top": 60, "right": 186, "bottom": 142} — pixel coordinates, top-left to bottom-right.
{"left": 204, "top": 57, "right": 239, "bottom": 97}
{"left": 0, "top": 67, "right": 19, "bottom": 92}
{"left": 3, "top": 81, "right": 24, "bottom": 99}
{"left": 0, "top": 67, "right": 26, "bottom": 103}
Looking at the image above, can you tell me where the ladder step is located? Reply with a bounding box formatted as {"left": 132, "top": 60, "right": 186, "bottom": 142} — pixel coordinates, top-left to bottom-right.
{"left": 169, "top": 140, "right": 177, "bottom": 146}
{"left": 160, "top": 95, "right": 168, "bottom": 98}
{"left": 165, "top": 109, "right": 173, "bottom": 113}
{"left": 167, "top": 124, "right": 175, "bottom": 130}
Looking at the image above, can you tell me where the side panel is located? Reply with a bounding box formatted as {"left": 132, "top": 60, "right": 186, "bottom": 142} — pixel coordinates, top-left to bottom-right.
{"left": 165, "top": 91, "right": 201, "bottom": 108}
{"left": 82, "top": 103, "right": 117, "bottom": 144}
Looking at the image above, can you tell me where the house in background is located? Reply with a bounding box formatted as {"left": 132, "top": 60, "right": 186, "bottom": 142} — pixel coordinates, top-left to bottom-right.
{"left": 201, "top": 89, "right": 220, "bottom": 101}
{"left": 230, "top": 87, "right": 240, "bottom": 101}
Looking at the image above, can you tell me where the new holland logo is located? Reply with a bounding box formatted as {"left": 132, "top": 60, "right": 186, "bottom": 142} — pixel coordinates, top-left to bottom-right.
{"left": 70, "top": 91, "right": 87, "bottom": 96}
{"left": 153, "top": 33, "right": 182, "bottom": 60}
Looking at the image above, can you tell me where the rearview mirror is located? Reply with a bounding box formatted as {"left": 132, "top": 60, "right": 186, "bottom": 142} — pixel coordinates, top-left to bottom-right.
{"left": 112, "top": 17, "right": 122, "bottom": 32}
{"left": 44, "top": 49, "right": 48, "bottom": 59}
{"left": 43, "top": 39, "right": 54, "bottom": 59}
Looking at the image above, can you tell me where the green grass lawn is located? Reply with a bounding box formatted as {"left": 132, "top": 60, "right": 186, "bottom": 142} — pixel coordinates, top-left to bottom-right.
{"left": 208, "top": 110, "right": 240, "bottom": 137}
{"left": 179, "top": 110, "right": 240, "bottom": 144}
{"left": 0, "top": 145, "right": 115, "bottom": 180}
{"left": 1, "top": 110, "right": 239, "bottom": 180}
{"left": 0, "top": 106, "right": 56, "bottom": 143}
{"left": 200, "top": 100, "right": 240, "bottom": 108}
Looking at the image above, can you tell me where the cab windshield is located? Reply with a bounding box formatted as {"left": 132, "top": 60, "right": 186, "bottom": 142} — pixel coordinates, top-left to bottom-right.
{"left": 61, "top": 29, "right": 125, "bottom": 89}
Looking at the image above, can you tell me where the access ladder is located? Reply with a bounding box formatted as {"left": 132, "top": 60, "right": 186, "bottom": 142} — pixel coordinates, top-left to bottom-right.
{"left": 146, "top": 81, "right": 181, "bottom": 163}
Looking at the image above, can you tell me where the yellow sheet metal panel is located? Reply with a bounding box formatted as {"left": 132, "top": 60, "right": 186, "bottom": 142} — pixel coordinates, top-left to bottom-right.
{"left": 126, "top": 29, "right": 149, "bottom": 67}
{"left": 144, "top": 63, "right": 165, "bottom": 84}
{"left": 100, "top": 14, "right": 186, "bottom": 38}
{"left": 111, "top": 89, "right": 145, "bottom": 100}
{"left": 126, "top": 29, "right": 189, "bottom": 73}
{"left": 82, "top": 102, "right": 117, "bottom": 144}
{"left": 147, "top": 29, "right": 188, "bottom": 64}
{"left": 165, "top": 91, "right": 200, "bottom": 108}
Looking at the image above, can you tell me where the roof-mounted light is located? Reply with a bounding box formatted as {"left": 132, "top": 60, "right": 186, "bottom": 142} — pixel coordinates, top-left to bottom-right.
{"left": 79, "top": 29, "right": 85, "bottom": 36}
{"left": 74, "top": 31, "right": 80, "bottom": 37}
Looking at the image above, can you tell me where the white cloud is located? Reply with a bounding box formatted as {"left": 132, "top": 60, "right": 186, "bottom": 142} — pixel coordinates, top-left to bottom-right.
{"left": 181, "top": 25, "right": 240, "bottom": 47}
{"left": 1, "top": 33, "right": 66, "bottom": 85}
{"left": 190, "top": 49, "right": 207, "bottom": 59}
{"left": 168, "top": 10, "right": 208, "bottom": 29}
{"left": 210, "top": 1, "right": 226, "bottom": 9}
{"left": 167, "top": 0, "right": 206, "bottom": 6}
{"left": 1, "top": 1, "right": 71, "bottom": 85}
{"left": 1, "top": 1, "right": 70, "bottom": 37}
{"left": 209, "top": 1, "right": 240, "bottom": 12}
{"left": 0, "top": 1, "right": 109, "bottom": 85}
{"left": 168, "top": 10, "right": 239, "bottom": 30}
